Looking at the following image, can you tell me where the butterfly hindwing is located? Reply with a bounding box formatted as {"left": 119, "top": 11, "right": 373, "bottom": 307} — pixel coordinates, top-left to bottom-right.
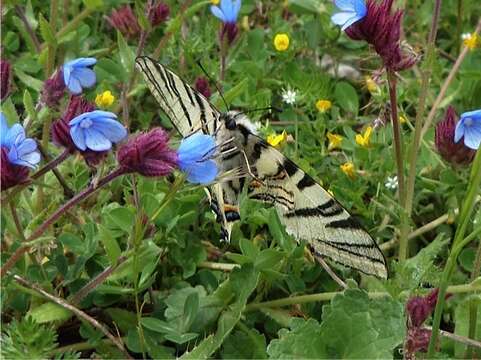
{"left": 246, "top": 136, "right": 388, "bottom": 279}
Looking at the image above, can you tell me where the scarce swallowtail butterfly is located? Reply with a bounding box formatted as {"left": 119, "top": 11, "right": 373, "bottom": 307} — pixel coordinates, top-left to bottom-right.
{"left": 135, "top": 56, "right": 388, "bottom": 279}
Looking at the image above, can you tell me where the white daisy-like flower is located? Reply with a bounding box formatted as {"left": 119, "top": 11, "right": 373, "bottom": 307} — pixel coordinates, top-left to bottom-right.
{"left": 281, "top": 88, "right": 297, "bottom": 105}
{"left": 385, "top": 175, "right": 398, "bottom": 190}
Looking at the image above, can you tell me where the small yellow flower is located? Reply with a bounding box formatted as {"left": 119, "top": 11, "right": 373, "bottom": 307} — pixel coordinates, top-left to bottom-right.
{"left": 355, "top": 126, "right": 373, "bottom": 148}
{"left": 364, "top": 76, "right": 379, "bottom": 93}
{"left": 95, "top": 90, "right": 115, "bottom": 108}
{"left": 267, "top": 130, "right": 288, "bottom": 147}
{"left": 462, "top": 33, "right": 479, "bottom": 50}
{"left": 316, "top": 99, "right": 332, "bottom": 113}
{"left": 274, "top": 33, "right": 290, "bottom": 52}
{"left": 211, "top": 0, "right": 220, "bottom": 5}
{"left": 327, "top": 132, "right": 343, "bottom": 151}
{"left": 399, "top": 115, "right": 407, "bottom": 124}
{"left": 340, "top": 162, "right": 355, "bottom": 179}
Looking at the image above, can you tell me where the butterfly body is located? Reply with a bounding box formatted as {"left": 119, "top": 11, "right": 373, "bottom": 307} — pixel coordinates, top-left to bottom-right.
{"left": 135, "top": 56, "right": 388, "bottom": 279}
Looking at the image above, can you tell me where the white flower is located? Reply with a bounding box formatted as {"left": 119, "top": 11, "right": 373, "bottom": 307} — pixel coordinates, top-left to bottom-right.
{"left": 281, "top": 88, "right": 297, "bottom": 105}
{"left": 385, "top": 176, "right": 398, "bottom": 190}
{"left": 461, "top": 33, "right": 471, "bottom": 40}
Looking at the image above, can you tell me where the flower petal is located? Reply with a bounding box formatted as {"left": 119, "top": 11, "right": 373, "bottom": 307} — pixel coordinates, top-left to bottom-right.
{"left": 15, "top": 138, "right": 37, "bottom": 155}
{"left": 460, "top": 109, "right": 481, "bottom": 121}
{"left": 70, "top": 124, "right": 87, "bottom": 150}
{"left": 335, "top": 0, "right": 355, "bottom": 11}
{"left": 84, "top": 127, "right": 112, "bottom": 151}
{"left": 91, "top": 118, "right": 127, "bottom": 143}
{"left": 0, "top": 113, "right": 8, "bottom": 144}
{"left": 67, "top": 76, "right": 83, "bottom": 94}
{"left": 19, "top": 151, "right": 41, "bottom": 168}
{"left": 73, "top": 68, "right": 96, "bottom": 88}
{"left": 185, "top": 160, "right": 218, "bottom": 184}
{"left": 5, "top": 124, "right": 26, "bottom": 148}
{"left": 331, "top": 11, "right": 355, "bottom": 27}
{"left": 463, "top": 124, "right": 481, "bottom": 150}
{"left": 210, "top": 5, "right": 225, "bottom": 21}
{"left": 69, "top": 112, "right": 90, "bottom": 126}
{"left": 67, "top": 57, "right": 97, "bottom": 67}
{"left": 454, "top": 121, "right": 465, "bottom": 143}
{"left": 178, "top": 133, "right": 216, "bottom": 166}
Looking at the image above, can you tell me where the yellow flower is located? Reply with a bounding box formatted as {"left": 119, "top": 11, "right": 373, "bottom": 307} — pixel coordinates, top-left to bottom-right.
{"left": 340, "top": 162, "right": 355, "bottom": 179}
{"left": 399, "top": 115, "right": 407, "bottom": 124}
{"left": 462, "top": 33, "right": 479, "bottom": 50}
{"left": 274, "top": 33, "right": 290, "bottom": 52}
{"left": 95, "top": 90, "right": 115, "bottom": 107}
{"left": 316, "top": 99, "right": 332, "bottom": 113}
{"left": 211, "top": 0, "right": 220, "bottom": 5}
{"left": 364, "top": 76, "right": 379, "bottom": 93}
{"left": 267, "top": 130, "right": 288, "bottom": 147}
{"left": 327, "top": 132, "right": 343, "bottom": 151}
{"left": 355, "top": 126, "right": 373, "bottom": 148}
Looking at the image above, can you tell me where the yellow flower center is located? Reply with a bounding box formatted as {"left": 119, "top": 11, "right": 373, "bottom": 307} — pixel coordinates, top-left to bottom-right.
{"left": 211, "top": 0, "right": 220, "bottom": 5}
{"left": 274, "top": 33, "right": 290, "bottom": 52}
{"left": 95, "top": 90, "right": 115, "bottom": 108}
{"left": 316, "top": 99, "right": 332, "bottom": 113}
{"left": 355, "top": 126, "right": 373, "bottom": 148}
{"left": 340, "top": 162, "right": 355, "bottom": 179}
{"left": 327, "top": 132, "right": 343, "bottom": 151}
{"left": 267, "top": 130, "right": 288, "bottom": 148}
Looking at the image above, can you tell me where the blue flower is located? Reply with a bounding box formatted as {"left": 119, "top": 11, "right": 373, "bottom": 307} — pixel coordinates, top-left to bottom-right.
{"left": 177, "top": 133, "right": 218, "bottom": 184}
{"left": 211, "top": 0, "right": 241, "bottom": 24}
{"left": 63, "top": 57, "right": 97, "bottom": 95}
{"left": 331, "top": 0, "right": 367, "bottom": 31}
{"left": 454, "top": 109, "right": 481, "bottom": 150}
{"left": 69, "top": 111, "right": 127, "bottom": 152}
{"left": 0, "top": 113, "right": 41, "bottom": 169}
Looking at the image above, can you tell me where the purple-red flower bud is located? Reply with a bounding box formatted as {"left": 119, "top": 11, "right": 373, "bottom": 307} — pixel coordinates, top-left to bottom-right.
{"left": 41, "top": 70, "right": 66, "bottom": 107}
{"left": 1, "top": 147, "right": 30, "bottom": 191}
{"left": 221, "top": 22, "right": 239, "bottom": 45}
{"left": 195, "top": 77, "right": 212, "bottom": 99}
{"left": 51, "top": 96, "right": 107, "bottom": 166}
{"left": 345, "top": 0, "right": 417, "bottom": 71}
{"left": 149, "top": 2, "right": 170, "bottom": 26}
{"left": 117, "top": 128, "right": 178, "bottom": 177}
{"left": 435, "top": 106, "right": 476, "bottom": 166}
{"left": 405, "top": 327, "right": 432, "bottom": 357}
{"left": 1, "top": 60, "right": 11, "bottom": 101}
{"left": 107, "top": 5, "right": 142, "bottom": 38}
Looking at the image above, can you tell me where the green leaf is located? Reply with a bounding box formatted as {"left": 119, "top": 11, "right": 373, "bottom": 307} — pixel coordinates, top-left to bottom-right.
{"left": 117, "top": 31, "right": 135, "bottom": 76}
{"left": 1, "top": 97, "right": 20, "bottom": 124}
{"left": 222, "top": 329, "right": 267, "bottom": 359}
{"left": 105, "top": 207, "right": 135, "bottom": 233}
{"left": 97, "top": 224, "right": 122, "bottom": 265}
{"left": 141, "top": 317, "right": 175, "bottom": 333}
{"left": 221, "top": 78, "right": 249, "bottom": 108}
{"left": 83, "top": 0, "right": 103, "bottom": 9}
{"left": 255, "top": 249, "right": 285, "bottom": 271}
{"left": 14, "top": 68, "right": 44, "bottom": 92}
{"left": 23, "top": 89, "right": 37, "bottom": 124}
{"left": 28, "top": 303, "right": 73, "bottom": 324}
{"left": 334, "top": 81, "right": 359, "bottom": 115}
{"left": 105, "top": 308, "right": 137, "bottom": 334}
{"left": 58, "top": 233, "right": 85, "bottom": 255}
{"left": 454, "top": 295, "right": 481, "bottom": 358}
{"left": 38, "top": 14, "right": 57, "bottom": 46}
{"left": 183, "top": 292, "right": 200, "bottom": 331}
{"left": 240, "top": 238, "right": 259, "bottom": 260}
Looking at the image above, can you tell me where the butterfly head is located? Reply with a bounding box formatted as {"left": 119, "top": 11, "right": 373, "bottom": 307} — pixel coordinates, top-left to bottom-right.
{"left": 221, "top": 111, "right": 258, "bottom": 134}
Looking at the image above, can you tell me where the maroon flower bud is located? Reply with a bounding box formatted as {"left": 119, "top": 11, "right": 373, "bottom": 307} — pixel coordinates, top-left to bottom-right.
{"left": 406, "top": 288, "right": 452, "bottom": 328}
{"left": 1, "top": 147, "right": 30, "bottom": 191}
{"left": 41, "top": 70, "right": 66, "bottom": 107}
{"left": 221, "top": 22, "right": 239, "bottom": 45}
{"left": 345, "top": 0, "right": 417, "bottom": 71}
{"left": 117, "top": 128, "right": 178, "bottom": 177}
{"left": 405, "top": 327, "right": 432, "bottom": 358}
{"left": 1, "top": 60, "right": 11, "bottom": 101}
{"left": 195, "top": 77, "right": 212, "bottom": 99}
{"left": 149, "top": 2, "right": 170, "bottom": 27}
{"left": 107, "top": 5, "right": 141, "bottom": 38}
{"left": 51, "top": 96, "right": 107, "bottom": 166}
{"left": 435, "top": 106, "right": 476, "bottom": 166}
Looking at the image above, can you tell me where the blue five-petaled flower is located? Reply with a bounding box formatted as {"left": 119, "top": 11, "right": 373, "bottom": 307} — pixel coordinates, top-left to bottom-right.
{"left": 1, "top": 113, "right": 41, "bottom": 169}
{"left": 454, "top": 110, "right": 481, "bottom": 150}
{"left": 331, "top": 0, "right": 367, "bottom": 31}
{"left": 63, "top": 57, "right": 97, "bottom": 95}
{"left": 211, "top": 0, "right": 241, "bottom": 24}
{"left": 69, "top": 111, "right": 127, "bottom": 152}
{"left": 177, "top": 133, "right": 218, "bottom": 184}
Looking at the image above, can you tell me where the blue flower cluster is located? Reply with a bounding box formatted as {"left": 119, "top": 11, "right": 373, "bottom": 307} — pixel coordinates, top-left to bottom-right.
{"left": 331, "top": 0, "right": 367, "bottom": 31}
{"left": 455, "top": 110, "right": 481, "bottom": 150}
{"left": 177, "top": 133, "right": 218, "bottom": 184}
{"left": 211, "top": 0, "right": 241, "bottom": 24}
{"left": 63, "top": 58, "right": 97, "bottom": 94}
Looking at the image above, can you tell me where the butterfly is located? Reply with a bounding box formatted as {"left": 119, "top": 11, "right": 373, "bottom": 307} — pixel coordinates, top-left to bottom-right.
{"left": 135, "top": 56, "right": 388, "bottom": 279}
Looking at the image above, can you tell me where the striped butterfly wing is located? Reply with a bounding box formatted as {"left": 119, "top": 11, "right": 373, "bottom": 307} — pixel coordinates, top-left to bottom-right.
{"left": 135, "top": 56, "right": 220, "bottom": 136}
{"left": 135, "top": 56, "right": 243, "bottom": 241}
{"left": 247, "top": 138, "right": 388, "bottom": 279}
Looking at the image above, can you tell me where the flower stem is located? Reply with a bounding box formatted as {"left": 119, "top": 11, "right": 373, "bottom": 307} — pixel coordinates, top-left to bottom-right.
{"left": 427, "top": 148, "right": 481, "bottom": 357}
{"left": 0, "top": 168, "right": 125, "bottom": 278}
{"left": 465, "top": 238, "right": 481, "bottom": 358}
{"left": 386, "top": 71, "right": 407, "bottom": 260}
{"left": 14, "top": 5, "right": 41, "bottom": 52}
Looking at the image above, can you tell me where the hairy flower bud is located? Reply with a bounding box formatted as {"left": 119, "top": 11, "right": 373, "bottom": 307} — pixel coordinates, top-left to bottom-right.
{"left": 107, "top": 5, "right": 141, "bottom": 38}
{"left": 41, "top": 70, "right": 66, "bottom": 107}
{"left": 117, "top": 128, "right": 178, "bottom": 177}
{"left": 1, "top": 60, "right": 11, "bottom": 101}
{"left": 195, "top": 77, "right": 212, "bottom": 99}
{"left": 149, "top": 2, "right": 170, "bottom": 26}
{"left": 435, "top": 106, "right": 476, "bottom": 166}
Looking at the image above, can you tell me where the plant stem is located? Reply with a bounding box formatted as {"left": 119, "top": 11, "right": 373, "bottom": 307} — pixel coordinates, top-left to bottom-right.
{"left": 386, "top": 71, "right": 407, "bottom": 260}
{"left": 421, "top": 18, "right": 481, "bottom": 138}
{"left": 14, "top": 5, "right": 41, "bottom": 52}
{"left": 425, "top": 325, "right": 481, "bottom": 350}
{"left": 427, "top": 148, "right": 481, "bottom": 357}
{"left": 465, "top": 238, "right": 481, "bottom": 358}
{"left": 403, "top": 0, "right": 442, "bottom": 251}
{"left": 198, "top": 261, "right": 239, "bottom": 271}
{"left": 0, "top": 168, "right": 125, "bottom": 278}
{"left": 12, "top": 274, "right": 132, "bottom": 359}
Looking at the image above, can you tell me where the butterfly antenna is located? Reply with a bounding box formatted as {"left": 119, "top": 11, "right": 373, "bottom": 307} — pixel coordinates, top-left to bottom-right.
{"left": 196, "top": 60, "right": 229, "bottom": 112}
{"left": 234, "top": 106, "right": 282, "bottom": 119}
